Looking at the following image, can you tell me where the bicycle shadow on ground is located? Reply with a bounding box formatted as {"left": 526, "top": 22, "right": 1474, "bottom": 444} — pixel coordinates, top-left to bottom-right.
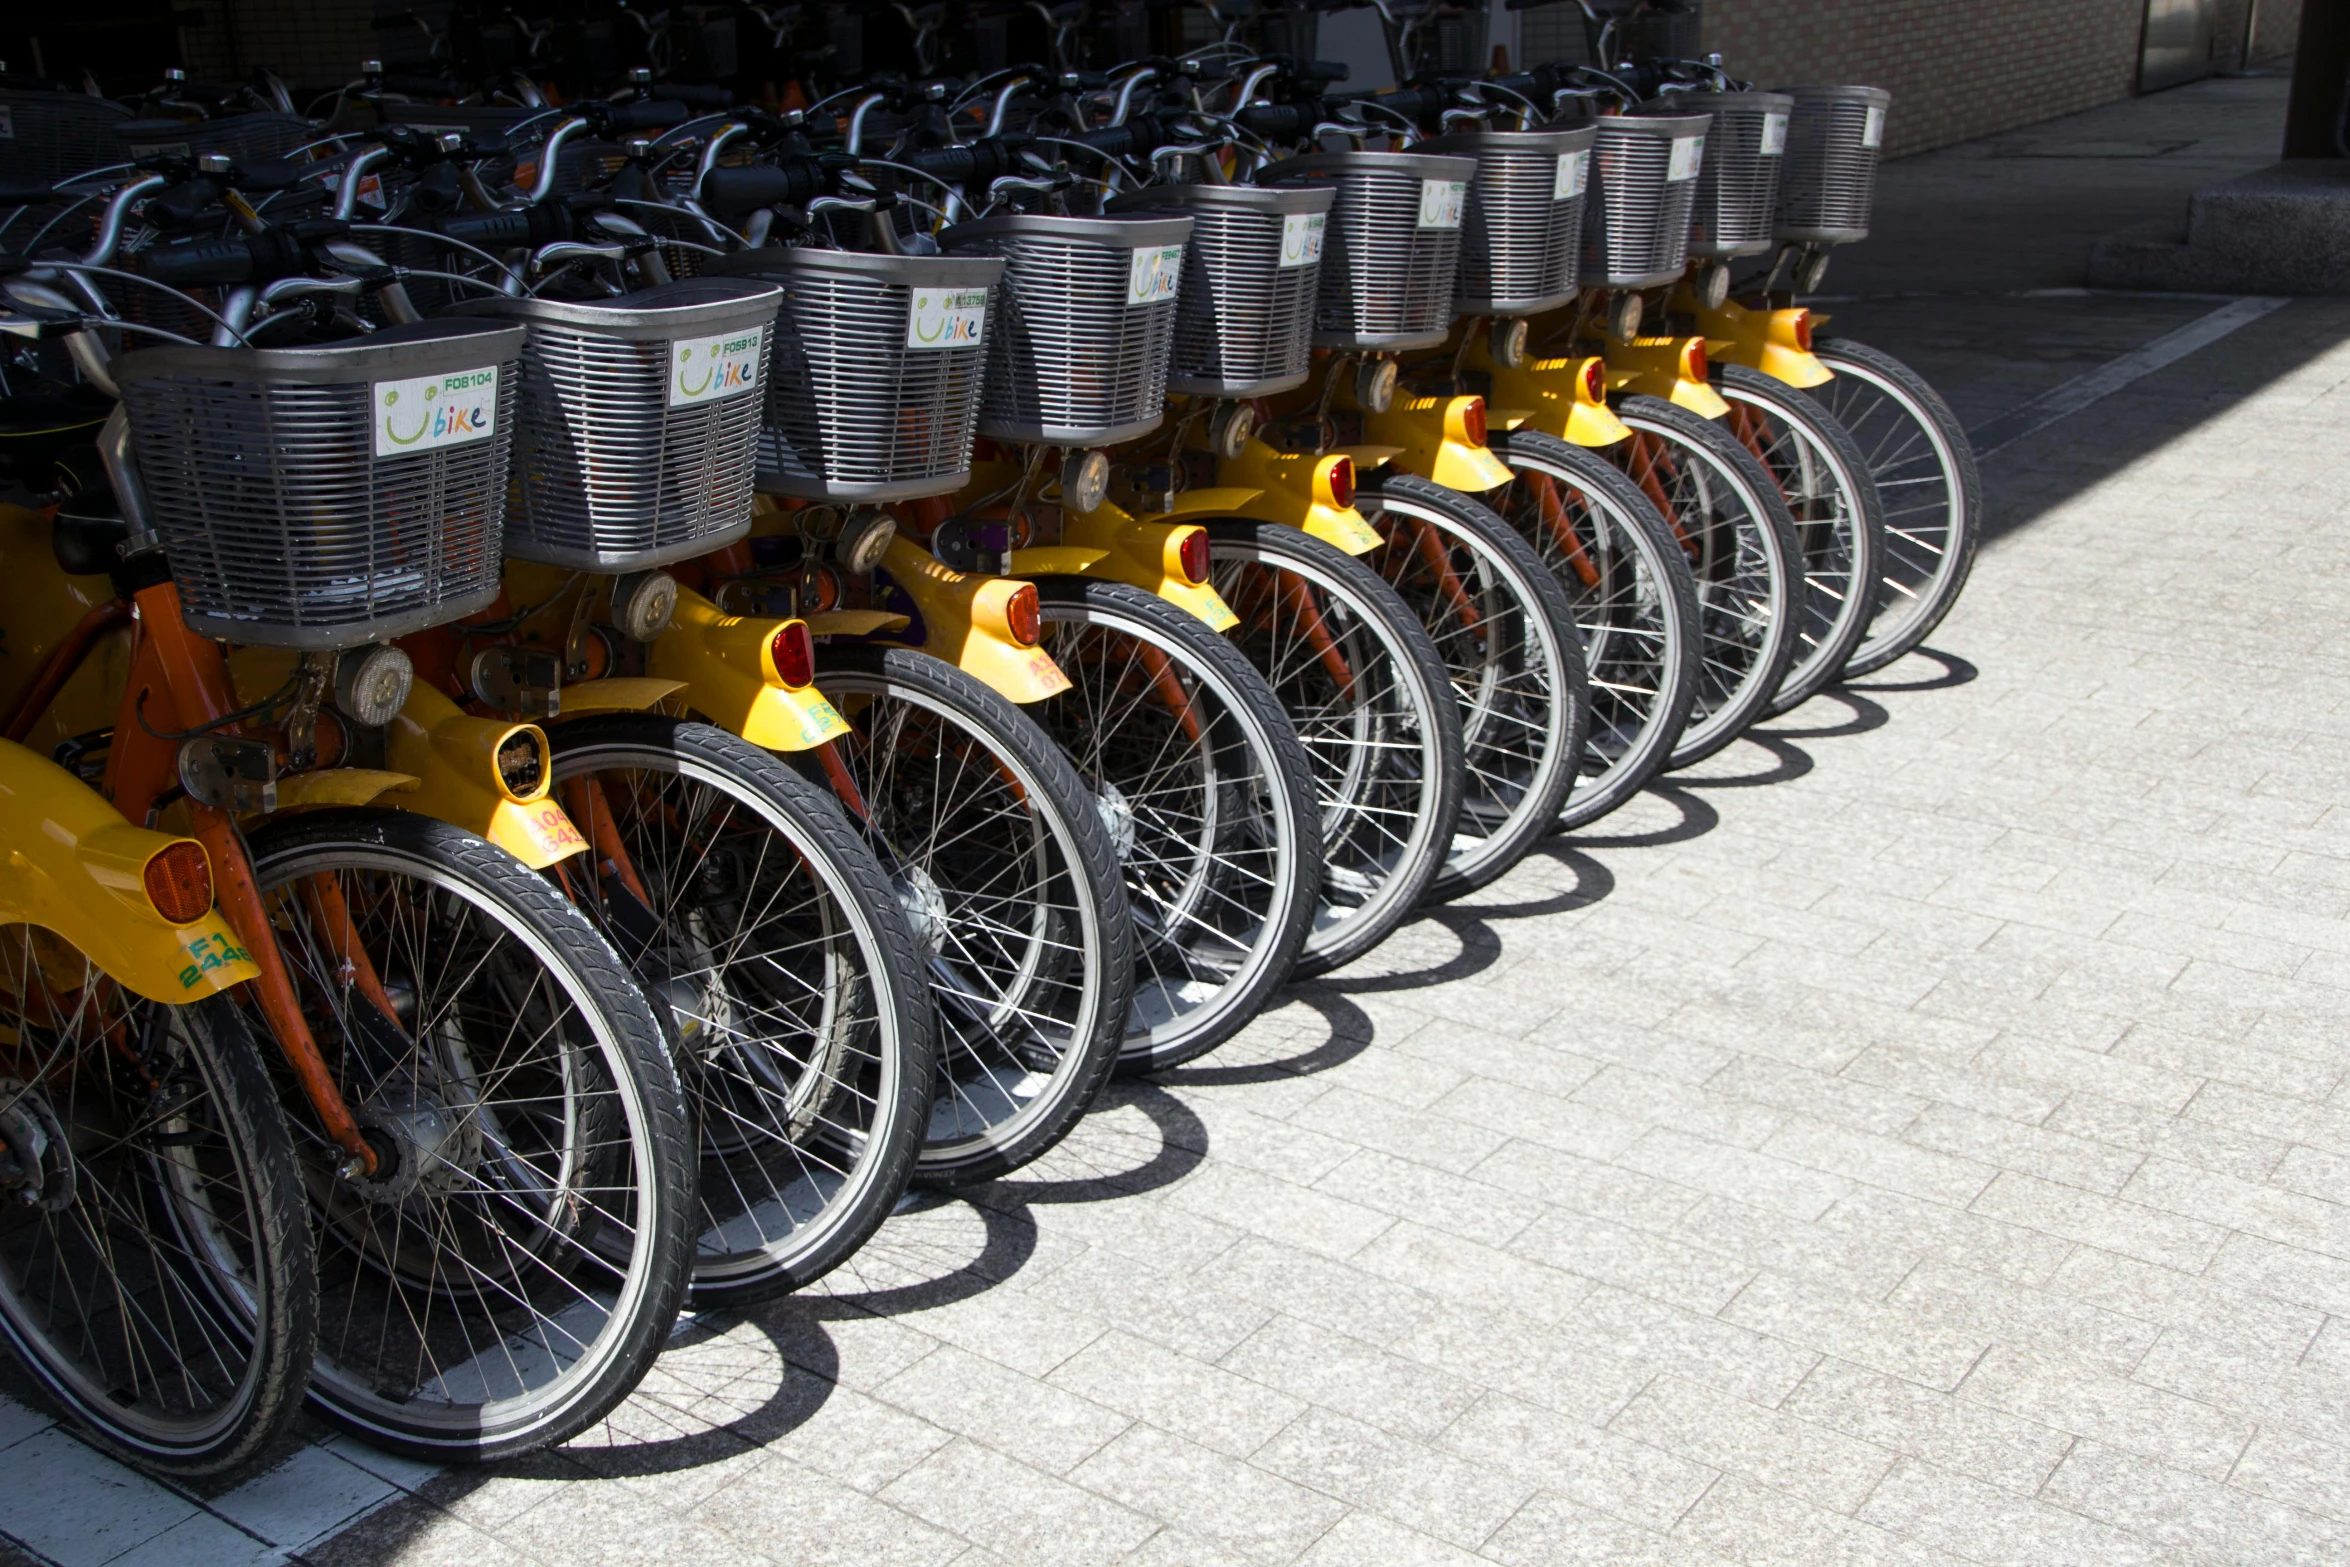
{"left": 1841, "top": 647, "right": 1977, "bottom": 694}
{"left": 1440, "top": 844, "right": 1616, "bottom": 924}
{"left": 1151, "top": 982, "right": 1379, "bottom": 1086}
{"left": 1759, "top": 686, "right": 1893, "bottom": 740}
{"left": 1670, "top": 732, "right": 1816, "bottom": 791}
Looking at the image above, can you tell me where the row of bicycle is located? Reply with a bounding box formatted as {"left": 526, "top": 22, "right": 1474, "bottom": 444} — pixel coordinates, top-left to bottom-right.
{"left": 0, "top": 26, "right": 1977, "bottom": 1479}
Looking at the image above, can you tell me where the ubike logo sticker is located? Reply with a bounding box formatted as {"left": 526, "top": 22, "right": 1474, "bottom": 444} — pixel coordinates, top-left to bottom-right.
{"left": 1128, "top": 244, "right": 1184, "bottom": 305}
{"left": 1553, "top": 149, "right": 1590, "bottom": 201}
{"left": 1760, "top": 112, "right": 1790, "bottom": 156}
{"left": 1862, "top": 105, "right": 1886, "bottom": 150}
{"left": 374, "top": 366, "right": 499, "bottom": 458}
{"left": 1279, "top": 211, "right": 1326, "bottom": 268}
{"left": 670, "top": 325, "right": 764, "bottom": 407}
{"left": 1666, "top": 135, "right": 1704, "bottom": 183}
{"left": 1417, "top": 179, "right": 1467, "bottom": 229}
{"left": 907, "top": 287, "right": 988, "bottom": 349}
{"left": 177, "top": 931, "right": 253, "bottom": 991}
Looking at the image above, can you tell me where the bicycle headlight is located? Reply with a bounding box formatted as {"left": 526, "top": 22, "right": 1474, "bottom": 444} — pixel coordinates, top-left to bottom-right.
{"left": 835, "top": 508, "right": 897, "bottom": 576}
{"left": 1065, "top": 450, "right": 1111, "bottom": 516}
{"left": 610, "top": 570, "right": 679, "bottom": 643}
{"left": 333, "top": 645, "right": 414, "bottom": 729}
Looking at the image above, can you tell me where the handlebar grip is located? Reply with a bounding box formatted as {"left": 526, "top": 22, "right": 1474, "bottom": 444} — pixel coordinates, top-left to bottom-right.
{"left": 905, "top": 146, "right": 976, "bottom": 182}
{"left": 701, "top": 163, "right": 821, "bottom": 214}
{"left": 145, "top": 176, "right": 226, "bottom": 231}
{"left": 1235, "top": 105, "right": 1303, "bottom": 140}
{"left": 1302, "top": 60, "right": 1351, "bottom": 83}
{"left": 605, "top": 97, "right": 691, "bottom": 133}
{"left": 140, "top": 235, "right": 261, "bottom": 287}
{"left": 434, "top": 208, "right": 538, "bottom": 248}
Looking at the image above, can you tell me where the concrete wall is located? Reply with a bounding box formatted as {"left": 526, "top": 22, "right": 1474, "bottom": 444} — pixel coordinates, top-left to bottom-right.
{"left": 1516, "top": 0, "right": 2303, "bottom": 162}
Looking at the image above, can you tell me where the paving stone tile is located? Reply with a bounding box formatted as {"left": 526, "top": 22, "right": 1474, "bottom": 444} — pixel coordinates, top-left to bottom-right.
{"left": 1889, "top": 1258, "right": 2160, "bottom": 1377}
{"left": 1066, "top": 1426, "right": 1348, "bottom": 1565}
{"left": 1901, "top": 1102, "right": 2144, "bottom": 1195}
{"left": 1958, "top": 1346, "right": 2250, "bottom": 1479}
{"left": 1856, "top": 1456, "right": 2175, "bottom": 1567}
{"left": 690, "top": 1459, "right": 968, "bottom": 1567}
{"left": 1968, "top": 1170, "right": 2225, "bottom": 1274}
{"left": 1719, "top": 1271, "right": 1990, "bottom": 1392}
{"left": 1424, "top": 1076, "right": 1647, "bottom": 1163}
{"left": 1674, "top": 1472, "right": 1976, "bottom": 1567}
{"left": 1609, "top": 1374, "right": 1897, "bottom": 1514}
{"left": 1291, "top": 1511, "right": 1484, "bottom": 1566}
{"left": 1437, "top": 1393, "right": 1717, "bottom": 1533}
{"left": 2044, "top": 1248, "right": 2324, "bottom": 1365}
{"left": 2038, "top": 1440, "right": 2350, "bottom": 1565}
{"left": 2228, "top": 1426, "right": 2350, "bottom": 1525}
{"left": 1505, "top": 1207, "right": 1755, "bottom": 1315}
{"left": 1482, "top": 1491, "right": 1740, "bottom": 1567}
{"left": 2038, "top": 1092, "right": 2288, "bottom": 1184}
{"left": 1468, "top": 1139, "right": 1707, "bottom": 1231}
{"left": 878, "top": 1441, "right": 1157, "bottom": 1567}
{"left": 1220, "top": 1314, "right": 1483, "bottom": 1443}
{"left": 1308, "top": 1148, "right": 1543, "bottom": 1248}
{"left": 1250, "top": 1408, "right": 1531, "bottom": 1549}
{"left": 2116, "top": 1158, "right": 2350, "bottom": 1260}
{"left": 1668, "top": 1196, "right": 1921, "bottom": 1301}
{"left": 1006, "top": 1246, "right": 1272, "bottom": 1364}
{"left": 1617, "top": 1128, "right": 1853, "bottom": 1222}
{"left": 1781, "top": 1359, "right": 2073, "bottom": 1496}
{"left": 874, "top": 1343, "right": 1129, "bottom": 1475}
{"left": 1160, "top": 1162, "right": 1396, "bottom": 1261}
{"left": 1763, "top": 1118, "right": 1999, "bottom": 1208}
{"left": 1387, "top": 1301, "right": 1654, "bottom": 1426}
{"left": 1192, "top": 1234, "right": 1441, "bottom": 1347}
{"left": 2203, "top": 1231, "right": 2350, "bottom": 1316}
{"left": 1045, "top": 1332, "right": 1305, "bottom": 1460}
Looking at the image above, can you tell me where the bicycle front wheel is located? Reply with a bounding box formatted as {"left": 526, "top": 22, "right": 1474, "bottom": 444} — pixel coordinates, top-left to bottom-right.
{"left": 1810, "top": 336, "right": 1983, "bottom": 675}
{"left": 813, "top": 647, "right": 1133, "bottom": 1186}
{"left": 243, "top": 809, "right": 695, "bottom": 1463}
{"left": 0, "top": 973, "right": 311, "bottom": 1476}
{"left": 1028, "top": 579, "right": 1321, "bottom": 1073}
{"left": 1207, "top": 520, "right": 1464, "bottom": 975}
{"left": 1611, "top": 395, "right": 1803, "bottom": 768}
{"left": 547, "top": 715, "right": 935, "bottom": 1303}
{"left": 1353, "top": 473, "right": 1589, "bottom": 898}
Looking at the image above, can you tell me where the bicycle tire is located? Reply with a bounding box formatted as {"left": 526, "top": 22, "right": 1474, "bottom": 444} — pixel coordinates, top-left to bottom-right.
{"left": 1809, "top": 335, "right": 1984, "bottom": 675}
{"left": 1028, "top": 579, "right": 1321, "bottom": 1073}
{"left": 1487, "top": 429, "right": 1703, "bottom": 828}
{"left": 242, "top": 809, "right": 695, "bottom": 1463}
{"left": 0, "top": 983, "right": 313, "bottom": 1476}
{"left": 1611, "top": 394, "right": 1803, "bottom": 768}
{"left": 545, "top": 715, "right": 935, "bottom": 1299}
{"left": 1714, "top": 364, "right": 1887, "bottom": 713}
{"left": 1351, "top": 473, "right": 1590, "bottom": 897}
{"left": 1205, "top": 519, "right": 1465, "bottom": 974}
{"left": 811, "top": 646, "right": 1133, "bottom": 1185}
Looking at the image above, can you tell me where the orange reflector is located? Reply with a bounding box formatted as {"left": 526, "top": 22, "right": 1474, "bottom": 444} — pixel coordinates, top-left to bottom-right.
{"left": 1461, "top": 398, "right": 1487, "bottom": 446}
{"left": 1178, "top": 529, "right": 1211, "bottom": 585}
{"left": 144, "top": 841, "right": 213, "bottom": 924}
{"left": 770, "top": 621, "right": 815, "bottom": 689}
{"left": 1683, "top": 339, "right": 1709, "bottom": 383}
{"left": 1580, "top": 359, "right": 1605, "bottom": 402}
{"left": 1005, "top": 583, "right": 1042, "bottom": 647}
{"left": 1327, "top": 456, "right": 1356, "bottom": 510}
{"left": 1792, "top": 309, "right": 1814, "bottom": 351}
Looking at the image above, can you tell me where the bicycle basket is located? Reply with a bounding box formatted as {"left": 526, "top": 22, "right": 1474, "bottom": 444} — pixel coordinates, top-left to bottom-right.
{"left": 1774, "top": 86, "right": 1890, "bottom": 246}
{"left": 447, "top": 279, "right": 781, "bottom": 570}
{"left": 114, "top": 113, "right": 314, "bottom": 165}
{"left": 0, "top": 90, "right": 132, "bottom": 184}
{"left": 942, "top": 213, "right": 1191, "bottom": 447}
{"left": 1581, "top": 113, "right": 1710, "bottom": 290}
{"left": 114, "top": 319, "right": 522, "bottom": 650}
{"left": 705, "top": 246, "right": 1005, "bottom": 503}
{"left": 1416, "top": 126, "right": 1593, "bottom": 317}
{"left": 1647, "top": 91, "right": 1793, "bottom": 258}
{"left": 1259, "top": 150, "right": 1476, "bottom": 351}
{"left": 1105, "top": 183, "right": 1333, "bottom": 398}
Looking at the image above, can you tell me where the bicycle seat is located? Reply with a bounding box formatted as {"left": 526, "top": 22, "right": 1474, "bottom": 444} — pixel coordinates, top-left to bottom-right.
{"left": 51, "top": 499, "right": 128, "bottom": 577}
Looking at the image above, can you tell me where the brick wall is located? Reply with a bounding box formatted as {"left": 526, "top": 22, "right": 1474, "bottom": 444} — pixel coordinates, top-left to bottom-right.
{"left": 1518, "top": 0, "right": 2303, "bottom": 162}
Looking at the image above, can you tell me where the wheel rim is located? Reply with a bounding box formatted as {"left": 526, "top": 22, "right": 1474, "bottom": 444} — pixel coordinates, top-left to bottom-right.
{"left": 1032, "top": 599, "right": 1302, "bottom": 1057}
{"left": 250, "top": 842, "right": 667, "bottom": 1448}
{"left": 0, "top": 937, "right": 273, "bottom": 1459}
{"left": 1612, "top": 415, "right": 1790, "bottom": 753}
{"left": 1210, "top": 541, "right": 1445, "bottom": 956}
{"left": 1813, "top": 353, "right": 1966, "bottom": 662}
{"left": 815, "top": 674, "right": 1108, "bottom": 1169}
{"left": 551, "top": 745, "right": 909, "bottom": 1285}
{"left": 1720, "top": 385, "right": 1869, "bottom": 694}
{"left": 1360, "top": 492, "right": 1573, "bottom": 883}
{"left": 1490, "top": 450, "right": 1684, "bottom": 809}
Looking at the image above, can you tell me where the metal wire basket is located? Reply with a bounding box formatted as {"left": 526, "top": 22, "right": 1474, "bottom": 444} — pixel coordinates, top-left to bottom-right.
{"left": 1259, "top": 150, "right": 1476, "bottom": 351}
{"left": 1647, "top": 91, "right": 1793, "bottom": 259}
{"left": 1580, "top": 113, "right": 1710, "bottom": 290}
{"left": 113, "top": 319, "right": 523, "bottom": 650}
{"left": 113, "top": 113, "right": 315, "bottom": 165}
{"left": 1417, "top": 126, "right": 1593, "bottom": 317}
{"left": 705, "top": 246, "right": 1004, "bottom": 502}
{"left": 1105, "top": 183, "right": 1333, "bottom": 399}
{"left": 0, "top": 90, "right": 133, "bottom": 184}
{"left": 941, "top": 213, "right": 1191, "bottom": 447}
{"left": 1773, "top": 86, "right": 1890, "bottom": 246}
{"left": 448, "top": 279, "right": 781, "bottom": 570}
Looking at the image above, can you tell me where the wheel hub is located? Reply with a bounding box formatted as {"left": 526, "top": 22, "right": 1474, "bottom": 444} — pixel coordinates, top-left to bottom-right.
{"left": 0, "top": 1081, "right": 74, "bottom": 1212}
{"left": 893, "top": 866, "right": 952, "bottom": 956}
{"left": 349, "top": 1081, "right": 479, "bottom": 1204}
{"left": 1094, "top": 780, "right": 1137, "bottom": 862}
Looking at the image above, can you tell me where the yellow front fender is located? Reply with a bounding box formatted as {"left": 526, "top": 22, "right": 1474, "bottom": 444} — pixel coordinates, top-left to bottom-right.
{"left": 648, "top": 590, "right": 852, "bottom": 751}
{"left": 0, "top": 740, "right": 259, "bottom": 1003}
{"left": 1011, "top": 502, "right": 1241, "bottom": 633}
{"left": 1212, "top": 443, "right": 1384, "bottom": 555}
{"left": 1679, "top": 293, "right": 1832, "bottom": 390}
{"left": 1362, "top": 395, "right": 1514, "bottom": 493}
{"left": 1462, "top": 330, "right": 1632, "bottom": 449}
{"left": 875, "top": 537, "right": 1073, "bottom": 703}
{"left": 386, "top": 684, "right": 587, "bottom": 869}
{"left": 1602, "top": 336, "right": 1732, "bottom": 419}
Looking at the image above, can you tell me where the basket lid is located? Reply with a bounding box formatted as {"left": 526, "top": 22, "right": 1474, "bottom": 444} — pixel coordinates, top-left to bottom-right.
{"left": 1104, "top": 183, "right": 1335, "bottom": 218}
{"left": 1415, "top": 126, "right": 1595, "bottom": 158}
{"left": 447, "top": 277, "right": 782, "bottom": 334}
{"left": 1592, "top": 112, "right": 1712, "bottom": 141}
{"left": 703, "top": 245, "right": 1006, "bottom": 288}
{"left": 1259, "top": 149, "right": 1480, "bottom": 185}
{"left": 1775, "top": 85, "right": 1893, "bottom": 107}
{"left": 940, "top": 212, "right": 1194, "bottom": 249}
{"left": 113, "top": 317, "right": 525, "bottom": 386}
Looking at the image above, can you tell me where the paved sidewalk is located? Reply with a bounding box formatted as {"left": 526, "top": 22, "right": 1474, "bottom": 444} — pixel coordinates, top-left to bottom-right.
{"left": 14, "top": 70, "right": 2350, "bottom": 1567}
